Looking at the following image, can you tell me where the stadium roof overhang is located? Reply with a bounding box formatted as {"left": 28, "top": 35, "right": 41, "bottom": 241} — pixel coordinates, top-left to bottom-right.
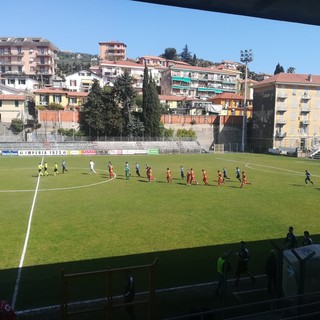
{"left": 133, "top": 0, "right": 320, "bottom": 26}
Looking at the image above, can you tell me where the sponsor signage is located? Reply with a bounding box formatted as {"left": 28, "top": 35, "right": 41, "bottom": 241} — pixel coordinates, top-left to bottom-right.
{"left": 108, "top": 150, "right": 122, "bottom": 155}
{"left": 122, "top": 150, "right": 135, "bottom": 155}
{"left": 82, "top": 150, "right": 97, "bottom": 155}
{"left": 134, "top": 150, "right": 147, "bottom": 155}
{"left": 148, "top": 149, "right": 159, "bottom": 155}
{"left": 18, "top": 150, "right": 68, "bottom": 156}
{"left": 69, "top": 150, "right": 81, "bottom": 155}
{"left": 1, "top": 150, "right": 18, "bottom": 156}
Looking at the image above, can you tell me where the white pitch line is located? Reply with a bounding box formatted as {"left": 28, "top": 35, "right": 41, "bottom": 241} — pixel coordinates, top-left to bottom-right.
{"left": 0, "top": 171, "right": 116, "bottom": 193}
{"left": 10, "top": 168, "right": 117, "bottom": 308}
{"left": 216, "top": 157, "right": 320, "bottom": 178}
{"left": 11, "top": 157, "right": 44, "bottom": 309}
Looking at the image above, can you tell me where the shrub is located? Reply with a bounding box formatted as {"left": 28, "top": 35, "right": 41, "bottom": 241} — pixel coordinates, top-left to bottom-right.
{"left": 176, "top": 128, "right": 197, "bottom": 139}
{"left": 47, "top": 102, "right": 64, "bottom": 110}
{"left": 10, "top": 119, "right": 24, "bottom": 132}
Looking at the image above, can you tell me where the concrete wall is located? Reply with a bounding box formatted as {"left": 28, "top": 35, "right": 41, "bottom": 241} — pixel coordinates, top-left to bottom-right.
{"left": 164, "top": 123, "right": 213, "bottom": 150}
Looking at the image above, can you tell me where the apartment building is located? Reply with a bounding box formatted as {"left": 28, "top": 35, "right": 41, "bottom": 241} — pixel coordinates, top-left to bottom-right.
{"left": 99, "top": 41, "right": 127, "bottom": 61}
{"left": 161, "top": 64, "right": 241, "bottom": 99}
{"left": 65, "top": 70, "right": 103, "bottom": 92}
{"left": 252, "top": 73, "right": 320, "bottom": 152}
{"left": 0, "top": 37, "right": 59, "bottom": 85}
{"left": 99, "top": 60, "right": 148, "bottom": 92}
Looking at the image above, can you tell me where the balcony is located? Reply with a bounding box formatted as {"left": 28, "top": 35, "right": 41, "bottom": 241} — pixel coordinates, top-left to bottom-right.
{"left": 300, "top": 93, "right": 311, "bottom": 100}
{"left": 276, "top": 119, "right": 287, "bottom": 125}
{"left": 36, "top": 61, "right": 51, "bottom": 66}
{"left": 300, "top": 120, "right": 310, "bottom": 125}
{"left": 0, "top": 60, "right": 24, "bottom": 66}
{"left": 277, "top": 93, "right": 288, "bottom": 99}
{"left": 277, "top": 105, "right": 287, "bottom": 112}
{"left": 300, "top": 106, "right": 310, "bottom": 113}
{"left": 275, "top": 131, "right": 286, "bottom": 138}
{"left": 0, "top": 51, "right": 12, "bottom": 56}
{"left": 36, "top": 52, "right": 50, "bottom": 56}
{"left": 172, "top": 84, "right": 191, "bottom": 90}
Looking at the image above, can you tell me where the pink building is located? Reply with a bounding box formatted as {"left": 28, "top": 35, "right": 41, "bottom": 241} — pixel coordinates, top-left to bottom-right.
{"left": 99, "top": 41, "right": 127, "bottom": 61}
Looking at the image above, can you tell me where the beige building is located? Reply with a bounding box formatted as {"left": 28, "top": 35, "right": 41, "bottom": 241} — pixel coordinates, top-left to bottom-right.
{"left": 0, "top": 37, "right": 58, "bottom": 84}
{"left": 99, "top": 60, "right": 147, "bottom": 92}
{"left": 252, "top": 73, "right": 320, "bottom": 153}
{"left": 99, "top": 41, "right": 127, "bottom": 61}
{"left": 161, "top": 64, "right": 241, "bottom": 99}
{"left": 0, "top": 94, "right": 27, "bottom": 123}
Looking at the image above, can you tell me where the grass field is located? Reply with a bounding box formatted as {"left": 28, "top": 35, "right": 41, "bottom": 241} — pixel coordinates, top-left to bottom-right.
{"left": 0, "top": 153, "right": 319, "bottom": 318}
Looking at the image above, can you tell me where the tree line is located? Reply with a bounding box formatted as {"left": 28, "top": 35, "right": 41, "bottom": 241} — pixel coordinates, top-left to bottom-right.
{"left": 79, "top": 65, "right": 161, "bottom": 138}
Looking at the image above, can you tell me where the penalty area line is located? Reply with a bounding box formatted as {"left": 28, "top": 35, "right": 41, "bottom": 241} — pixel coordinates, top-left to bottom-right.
{"left": 12, "top": 157, "right": 44, "bottom": 309}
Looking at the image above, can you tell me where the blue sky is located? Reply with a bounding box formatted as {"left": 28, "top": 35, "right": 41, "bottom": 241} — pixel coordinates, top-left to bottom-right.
{"left": 2, "top": 0, "right": 320, "bottom": 75}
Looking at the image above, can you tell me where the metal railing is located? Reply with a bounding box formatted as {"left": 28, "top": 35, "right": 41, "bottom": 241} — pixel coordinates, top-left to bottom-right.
{"left": 163, "top": 291, "right": 320, "bottom": 320}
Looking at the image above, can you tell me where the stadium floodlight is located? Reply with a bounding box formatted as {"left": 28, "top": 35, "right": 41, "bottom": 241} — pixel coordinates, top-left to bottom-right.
{"left": 240, "top": 49, "right": 253, "bottom": 152}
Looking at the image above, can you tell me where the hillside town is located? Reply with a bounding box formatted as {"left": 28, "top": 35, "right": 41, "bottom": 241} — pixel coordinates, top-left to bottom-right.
{"left": 0, "top": 37, "right": 319, "bottom": 157}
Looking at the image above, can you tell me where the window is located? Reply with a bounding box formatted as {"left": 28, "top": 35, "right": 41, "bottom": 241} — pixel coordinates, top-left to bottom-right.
{"left": 8, "top": 79, "right": 15, "bottom": 85}
{"left": 292, "top": 87, "right": 297, "bottom": 95}
{"left": 70, "top": 80, "right": 77, "bottom": 86}
{"left": 53, "top": 95, "right": 62, "bottom": 103}
{"left": 0, "top": 100, "right": 2, "bottom": 107}
{"left": 69, "top": 97, "right": 77, "bottom": 105}
{"left": 15, "top": 100, "right": 19, "bottom": 107}
{"left": 18, "top": 79, "right": 25, "bottom": 85}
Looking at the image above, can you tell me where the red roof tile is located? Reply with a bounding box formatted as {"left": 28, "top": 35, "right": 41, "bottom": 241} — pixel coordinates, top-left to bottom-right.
{"left": 0, "top": 94, "right": 26, "bottom": 101}
{"left": 67, "top": 92, "right": 88, "bottom": 97}
{"left": 100, "top": 60, "right": 144, "bottom": 68}
{"left": 211, "top": 93, "right": 244, "bottom": 100}
{"left": 159, "top": 95, "right": 198, "bottom": 101}
{"left": 254, "top": 72, "right": 320, "bottom": 87}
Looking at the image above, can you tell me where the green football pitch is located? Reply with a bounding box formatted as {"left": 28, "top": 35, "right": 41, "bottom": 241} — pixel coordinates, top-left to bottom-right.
{"left": 0, "top": 153, "right": 319, "bottom": 315}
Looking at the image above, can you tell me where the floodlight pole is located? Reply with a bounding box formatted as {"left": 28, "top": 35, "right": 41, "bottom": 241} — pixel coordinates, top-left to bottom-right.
{"left": 240, "top": 49, "right": 253, "bottom": 152}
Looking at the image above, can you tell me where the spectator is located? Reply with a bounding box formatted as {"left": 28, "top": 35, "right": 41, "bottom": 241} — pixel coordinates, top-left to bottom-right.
{"left": 265, "top": 250, "right": 277, "bottom": 295}
{"left": 0, "top": 300, "right": 16, "bottom": 320}
{"left": 215, "top": 252, "right": 230, "bottom": 297}
{"left": 283, "top": 226, "right": 297, "bottom": 249}
{"left": 124, "top": 270, "right": 136, "bottom": 319}
{"left": 233, "top": 241, "right": 255, "bottom": 286}
{"left": 302, "top": 231, "right": 313, "bottom": 246}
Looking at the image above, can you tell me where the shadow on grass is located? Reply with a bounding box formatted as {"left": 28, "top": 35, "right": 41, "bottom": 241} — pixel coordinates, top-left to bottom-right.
{"left": 3, "top": 236, "right": 320, "bottom": 318}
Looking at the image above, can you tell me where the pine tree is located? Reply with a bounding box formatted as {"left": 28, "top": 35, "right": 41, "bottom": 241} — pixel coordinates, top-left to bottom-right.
{"left": 142, "top": 65, "right": 152, "bottom": 136}
{"left": 80, "top": 79, "right": 105, "bottom": 137}
{"left": 112, "top": 70, "right": 136, "bottom": 137}
{"left": 274, "top": 63, "right": 285, "bottom": 75}
{"left": 149, "top": 74, "right": 161, "bottom": 136}
{"left": 180, "top": 45, "right": 192, "bottom": 64}
{"left": 104, "top": 92, "right": 123, "bottom": 136}
{"left": 142, "top": 65, "right": 161, "bottom": 137}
